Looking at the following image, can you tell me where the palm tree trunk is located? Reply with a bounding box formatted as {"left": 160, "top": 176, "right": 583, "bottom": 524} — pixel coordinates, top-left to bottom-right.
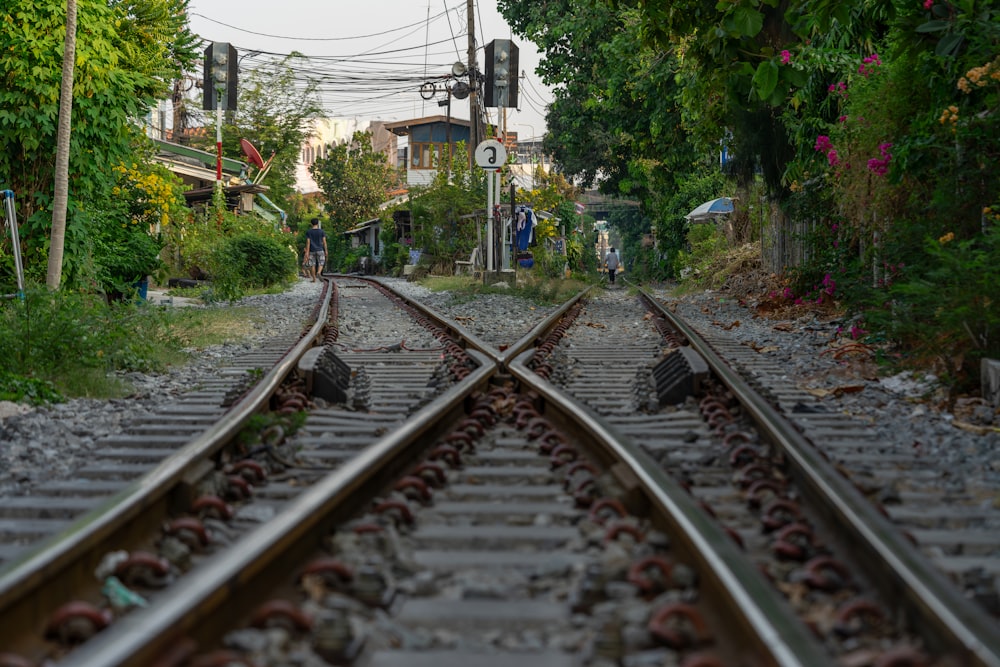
{"left": 47, "top": 0, "right": 77, "bottom": 290}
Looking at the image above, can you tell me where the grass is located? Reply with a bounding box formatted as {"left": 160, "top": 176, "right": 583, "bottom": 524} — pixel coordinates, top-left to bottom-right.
{"left": 164, "top": 281, "right": 291, "bottom": 305}
{"left": 164, "top": 305, "right": 264, "bottom": 349}
{"left": 0, "top": 289, "right": 267, "bottom": 403}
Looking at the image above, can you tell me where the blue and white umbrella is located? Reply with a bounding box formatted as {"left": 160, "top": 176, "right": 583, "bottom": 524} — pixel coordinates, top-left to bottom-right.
{"left": 685, "top": 197, "right": 734, "bottom": 222}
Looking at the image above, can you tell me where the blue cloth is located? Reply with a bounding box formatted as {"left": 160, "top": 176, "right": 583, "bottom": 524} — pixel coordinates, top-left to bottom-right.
{"left": 515, "top": 207, "right": 535, "bottom": 251}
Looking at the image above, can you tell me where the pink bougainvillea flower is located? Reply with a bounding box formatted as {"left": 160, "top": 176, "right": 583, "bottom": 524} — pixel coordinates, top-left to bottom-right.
{"left": 923, "top": 0, "right": 933, "bottom": 8}
{"left": 780, "top": 50, "right": 791, "bottom": 65}
{"left": 867, "top": 143, "right": 893, "bottom": 175}
{"left": 859, "top": 54, "right": 882, "bottom": 77}
{"left": 814, "top": 135, "right": 833, "bottom": 152}
{"left": 827, "top": 149, "right": 840, "bottom": 166}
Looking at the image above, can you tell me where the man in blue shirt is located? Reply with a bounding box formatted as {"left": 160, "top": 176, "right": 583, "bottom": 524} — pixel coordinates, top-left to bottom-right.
{"left": 304, "top": 218, "right": 328, "bottom": 282}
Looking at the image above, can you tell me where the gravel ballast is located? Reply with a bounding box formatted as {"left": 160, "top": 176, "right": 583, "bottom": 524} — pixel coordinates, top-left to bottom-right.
{"left": 2, "top": 277, "right": 997, "bottom": 508}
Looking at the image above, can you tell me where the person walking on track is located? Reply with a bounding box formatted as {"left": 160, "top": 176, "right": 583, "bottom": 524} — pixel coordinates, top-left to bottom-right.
{"left": 304, "top": 218, "right": 328, "bottom": 282}
{"left": 605, "top": 247, "right": 620, "bottom": 284}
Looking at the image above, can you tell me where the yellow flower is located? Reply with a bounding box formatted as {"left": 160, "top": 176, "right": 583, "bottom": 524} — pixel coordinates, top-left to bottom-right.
{"left": 938, "top": 232, "right": 955, "bottom": 244}
{"left": 984, "top": 207, "right": 993, "bottom": 214}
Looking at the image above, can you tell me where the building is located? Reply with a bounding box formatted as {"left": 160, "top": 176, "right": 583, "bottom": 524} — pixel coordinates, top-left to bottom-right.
{"left": 504, "top": 134, "right": 553, "bottom": 191}
{"left": 382, "top": 115, "right": 474, "bottom": 187}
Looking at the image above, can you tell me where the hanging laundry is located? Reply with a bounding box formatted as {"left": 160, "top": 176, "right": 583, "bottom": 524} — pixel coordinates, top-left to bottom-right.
{"left": 516, "top": 206, "right": 535, "bottom": 251}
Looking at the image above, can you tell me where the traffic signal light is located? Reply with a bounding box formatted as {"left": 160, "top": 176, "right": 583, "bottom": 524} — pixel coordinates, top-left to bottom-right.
{"left": 484, "top": 39, "right": 518, "bottom": 108}
{"left": 202, "top": 42, "right": 238, "bottom": 111}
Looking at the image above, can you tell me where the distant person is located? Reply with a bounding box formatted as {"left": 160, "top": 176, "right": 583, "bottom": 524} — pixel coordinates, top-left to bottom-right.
{"left": 304, "top": 218, "right": 328, "bottom": 282}
{"left": 605, "top": 247, "right": 620, "bottom": 284}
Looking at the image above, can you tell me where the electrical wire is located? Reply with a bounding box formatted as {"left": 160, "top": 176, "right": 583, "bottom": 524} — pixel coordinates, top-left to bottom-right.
{"left": 188, "top": 5, "right": 550, "bottom": 128}
{"left": 190, "top": 9, "right": 451, "bottom": 42}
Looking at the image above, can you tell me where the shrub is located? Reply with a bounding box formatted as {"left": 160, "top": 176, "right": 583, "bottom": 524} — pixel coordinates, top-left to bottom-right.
{"left": 0, "top": 287, "right": 183, "bottom": 398}
{"left": 865, "top": 222, "right": 1000, "bottom": 392}
{"left": 209, "top": 233, "right": 297, "bottom": 300}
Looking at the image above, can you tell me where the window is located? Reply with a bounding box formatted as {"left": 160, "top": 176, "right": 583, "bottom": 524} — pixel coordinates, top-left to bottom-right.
{"left": 410, "top": 142, "right": 458, "bottom": 170}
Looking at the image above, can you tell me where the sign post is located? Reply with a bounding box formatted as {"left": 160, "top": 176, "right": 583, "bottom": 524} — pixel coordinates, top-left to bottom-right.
{"left": 474, "top": 140, "right": 507, "bottom": 276}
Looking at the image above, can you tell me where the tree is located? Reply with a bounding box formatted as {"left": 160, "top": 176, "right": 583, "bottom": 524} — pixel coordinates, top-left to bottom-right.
{"left": 498, "top": 0, "right": 706, "bottom": 272}
{"left": 0, "top": 0, "right": 199, "bottom": 286}
{"left": 188, "top": 53, "right": 322, "bottom": 207}
{"left": 47, "top": 0, "right": 77, "bottom": 290}
{"left": 310, "top": 131, "right": 398, "bottom": 231}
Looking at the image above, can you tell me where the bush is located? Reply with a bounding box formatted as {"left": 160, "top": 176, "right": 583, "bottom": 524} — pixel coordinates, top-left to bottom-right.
{"left": 209, "top": 233, "right": 297, "bottom": 300}
{"left": 92, "top": 219, "right": 166, "bottom": 296}
{"left": 674, "top": 223, "right": 729, "bottom": 283}
{"left": 380, "top": 241, "right": 409, "bottom": 276}
{"left": 0, "top": 287, "right": 182, "bottom": 398}
{"left": 865, "top": 223, "right": 1000, "bottom": 392}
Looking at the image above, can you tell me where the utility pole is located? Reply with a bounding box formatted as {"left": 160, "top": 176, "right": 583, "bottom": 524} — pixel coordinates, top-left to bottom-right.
{"left": 467, "top": 0, "right": 480, "bottom": 149}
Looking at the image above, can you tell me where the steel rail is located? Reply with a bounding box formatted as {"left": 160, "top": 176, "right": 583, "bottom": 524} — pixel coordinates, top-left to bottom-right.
{"left": 508, "top": 348, "right": 837, "bottom": 667}
{"left": 499, "top": 285, "right": 593, "bottom": 368}
{"left": 369, "top": 276, "right": 592, "bottom": 367}
{"left": 56, "top": 350, "right": 497, "bottom": 667}
{"left": 364, "top": 276, "right": 499, "bottom": 361}
{"left": 640, "top": 288, "right": 1000, "bottom": 667}
{"left": 0, "top": 281, "right": 334, "bottom": 646}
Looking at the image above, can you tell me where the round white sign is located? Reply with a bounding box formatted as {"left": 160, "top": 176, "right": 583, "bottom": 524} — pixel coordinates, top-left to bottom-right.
{"left": 474, "top": 139, "right": 507, "bottom": 170}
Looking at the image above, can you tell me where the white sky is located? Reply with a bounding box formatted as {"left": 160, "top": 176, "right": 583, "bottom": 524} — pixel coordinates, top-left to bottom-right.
{"left": 186, "top": 0, "right": 552, "bottom": 140}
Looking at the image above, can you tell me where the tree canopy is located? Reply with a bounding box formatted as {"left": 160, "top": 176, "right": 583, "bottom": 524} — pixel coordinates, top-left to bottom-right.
{"left": 309, "top": 131, "right": 399, "bottom": 231}
{"left": 1, "top": 0, "right": 198, "bottom": 219}
{"left": 0, "top": 0, "right": 199, "bottom": 283}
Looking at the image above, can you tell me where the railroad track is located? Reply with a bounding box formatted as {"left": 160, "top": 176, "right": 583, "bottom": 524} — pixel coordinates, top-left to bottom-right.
{"left": 0, "top": 278, "right": 996, "bottom": 667}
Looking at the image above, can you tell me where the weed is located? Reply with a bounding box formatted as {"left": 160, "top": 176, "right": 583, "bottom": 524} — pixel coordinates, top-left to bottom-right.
{"left": 0, "top": 371, "right": 64, "bottom": 405}
{"left": 0, "top": 287, "right": 268, "bottom": 400}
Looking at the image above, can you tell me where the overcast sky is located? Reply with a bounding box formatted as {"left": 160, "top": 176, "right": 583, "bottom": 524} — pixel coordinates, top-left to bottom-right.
{"left": 186, "top": 0, "right": 551, "bottom": 140}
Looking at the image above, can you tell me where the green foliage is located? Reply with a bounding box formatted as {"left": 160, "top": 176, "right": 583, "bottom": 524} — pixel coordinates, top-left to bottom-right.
{"left": 408, "top": 177, "right": 485, "bottom": 265}
{"left": 337, "top": 244, "right": 373, "bottom": 274}
{"left": 674, "top": 224, "right": 730, "bottom": 280}
{"left": 0, "top": 371, "right": 64, "bottom": 406}
{"left": 0, "top": 0, "right": 198, "bottom": 287}
{"left": 91, "top": 216, "right": 166, "bottom": 295}
{"left": 650, "top": 166, "right": 729, "bottom": 279}
{"left": 379, "top": 238, "right": 410, "bottom": 276}
{"left": 163, "top": 203, "right": 298, "bottom": 300}
{"left": 310, "top": 131, "right": 398, "bottom": 231}
{"left": 208, "top": 233, "right": 297, "bottom": 301}
{"left": 866, "top": 225, "right": 1000, "bottom": 390}
{"left": 528, "top": 244, "right": 567, "bottom": 280}
{"left": 0, "top": 287, "right": 184, "bottom": 396}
